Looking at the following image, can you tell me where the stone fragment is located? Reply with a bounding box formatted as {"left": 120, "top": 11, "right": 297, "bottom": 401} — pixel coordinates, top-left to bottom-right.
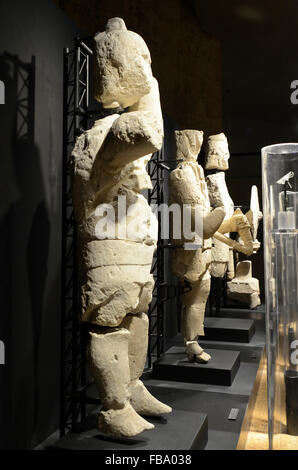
{"left": 205, "top": 133, "right": 230, "bottom": 171}
{"left": 227, "top": 260, "right": 261, "bottom": 309}
{"left": 245, "top": 185, "right": 263, "bottom": 252}
{"left": 123, "top": 313, "right": 172, "bottom": 416}
{"left": 206, "top": 170, "right": 234, "bottom": 277}
{"left": 71, "top": 17, "right": 171, "bottom": 437}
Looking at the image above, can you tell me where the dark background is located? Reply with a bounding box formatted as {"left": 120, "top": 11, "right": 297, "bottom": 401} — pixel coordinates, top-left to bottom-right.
{"left": 0, "top": 0, "right": 297, "bottom": 449}
{"left": 0, "top": 0, "right": 79, "bottom": 449}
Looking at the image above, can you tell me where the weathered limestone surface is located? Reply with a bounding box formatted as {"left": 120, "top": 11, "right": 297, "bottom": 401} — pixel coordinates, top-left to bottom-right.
{"left": 72, "top": 18, "right": 162, "bottom": 328}
{"left": 169, "top": 130, "right": 225, "bottom": 363}
{"left": 246, "top": 185, "right": 263, "bottom": 253}
{"left": 227, "top": 260, "right": 261, "bottom": 309}
{"left": 206, "top": 171, "right": 234, "bottom": 278}
{"left": 205, "top": 133, "right": 230, "bottom": 171}
{"left": 216, "top": 208, "right": 254, "bottom": 257}
{"left": 206, "top": 133, "right": 233, "bottom": 278}
{"left": 227, "top": 186, "right": 263, "bottom": 308}
{"left": 71, "top": 18, "right": 171, "bottom": 438}
{"left": 54, "top": 0, "right": 222, "bottom": 135}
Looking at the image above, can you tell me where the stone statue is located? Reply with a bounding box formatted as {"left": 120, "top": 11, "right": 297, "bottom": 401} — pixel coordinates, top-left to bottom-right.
{"left": 205, "top": 133, "right": 254, "bottom": 279}
{"left": 205, "top": 133, "right": 235, "bottom": 279}
{"left": 246, "top": 185, "right": 263, "bottom": 254}
{"left": 170, "top": 130, "right": 254, "bottom": 363}
{"left": 227, "top": 185, "right": 263, "bottom": 308}
{"left": 169, "top": 130, "right": 225, "bottom": 363}
{"left": 71, "top": 17, "right": 171, "bottom": 438}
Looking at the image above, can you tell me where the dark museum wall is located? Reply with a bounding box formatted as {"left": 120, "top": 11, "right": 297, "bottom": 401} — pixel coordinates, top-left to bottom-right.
{"left": 53, "top": 0, "right": 298, "bottom": 298}
{"left": 0, "top": 0, "right": 80, "bottom": 449}
{"left": 196, "top": 0, "right": 298, "bottom": 295}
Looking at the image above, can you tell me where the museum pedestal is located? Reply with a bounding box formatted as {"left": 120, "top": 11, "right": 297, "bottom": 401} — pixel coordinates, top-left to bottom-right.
{"left": 153, "top": 346, "right": 240, "bottom": 386}
{"left": 49, "top": 409, "right": 208, "bottom": 451}
{"left": 36, "top": 306, "right": 266, "bottom": 451}
{"left": 204, "top": 317, "right": 255, "bottom": 343}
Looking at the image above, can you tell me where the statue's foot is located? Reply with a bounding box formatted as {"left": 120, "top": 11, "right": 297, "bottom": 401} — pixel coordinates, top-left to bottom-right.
{"left": 98, "top": 402, "right": 154, "bottom": 437}
{"left": 130, "top": 379, "right": 172, "bottom": 416}
{"left": 186, "top": 341, "right": 211, "bottom": 363}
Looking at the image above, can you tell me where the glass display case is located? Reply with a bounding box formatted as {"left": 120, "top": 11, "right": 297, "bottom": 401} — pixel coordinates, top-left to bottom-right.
{"left": 262, "top": 143, "right": 298, "bottom": 449}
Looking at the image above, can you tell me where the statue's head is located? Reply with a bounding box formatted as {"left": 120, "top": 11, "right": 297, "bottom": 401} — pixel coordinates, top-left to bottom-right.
{"left": 175, "top": 129, "right": 204, "bottom": 162}
{"left": 205, "top": 133, "right": 230, "bottom": 170}
{"left": 94, "top": 18, "right": 153, "bottom": 109}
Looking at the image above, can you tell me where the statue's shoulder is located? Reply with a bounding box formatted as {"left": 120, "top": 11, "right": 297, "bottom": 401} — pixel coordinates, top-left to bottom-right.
{"left": 170, "top": 164, "right": 196, "bottom": 182}
{"left": 71, "top": 114, "right": 119, "bottom": 176}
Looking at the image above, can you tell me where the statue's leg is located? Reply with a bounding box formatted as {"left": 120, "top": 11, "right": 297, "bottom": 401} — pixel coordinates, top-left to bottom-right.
{"left": 182, "top": 274, "right": 211, "bottom": 363}
{"left": 87, "top": 326, "right": 154, "bottom": 437}
{"left": 122, "top": 313, "right": 172, "bottom": 416}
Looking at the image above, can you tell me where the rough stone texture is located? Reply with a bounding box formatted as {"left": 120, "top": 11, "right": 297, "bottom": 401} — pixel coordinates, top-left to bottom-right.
{"left": 206, "top": 172, "right": 234, "bottom": 216}
{"left": 71, "top": 20, "right": 163, "bottom": 328}
{"left": 169, "top": 130, "right": 225, "bottom": 363}
{"left": 205, "top": 133, "right": 230, "bottom": 170}
{"left": 123, "top": 314, "right": 172, "bottom": 417}
{"left": 88, "top": 313, "right": 172, "bottom": 437}
{"left": 206, "top": 170, "right": 234, "bottom": 278}
{"left": 246, "top": 185, "right": 263, "bottom": 252}
{"left": 72, "top": 18, "right": 171, "bottom": 437}
{"left": 206, "top": 136, "right": 254, "bottom": 277}
{"left": 94, "top": 18, "right": 153, "bottom": 109}
{"left": 216, "top": 208, "right": 254, "bottom": 257}
{"left": 122, "top": 313, "right": 149, "bottom": 382}
{"left": 227, "top": 186, "right": 263, "bottom": 308}
{"left": 227, "top": 260, "right": 261, "bottom": 309}
{"left": 88, "top": 328, "right": 131, "bottom": 411}
{"left": 54, "top": 0, "right": 222, "bottom": 135}
{"left": 97, "top": 403, "right": 154, "bottom": 437}
{"left": 182, "top": 276, "right": 211, "bottom": 339}
{"left": 129, "top": 380, "right": 172, "bottom": 416}
{"left": 80, "top": 264, "right": 154, "bottom": 326}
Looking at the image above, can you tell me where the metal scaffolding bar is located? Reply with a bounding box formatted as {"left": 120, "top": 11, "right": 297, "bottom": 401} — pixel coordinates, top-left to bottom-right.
{"left": 60, "top": 39, "right": 93, "bottom": 436}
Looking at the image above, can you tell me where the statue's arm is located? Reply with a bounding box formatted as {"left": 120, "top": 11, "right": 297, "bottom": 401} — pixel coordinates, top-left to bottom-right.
{"left": 96, "top": 78, "right": 163, "bottom": 168}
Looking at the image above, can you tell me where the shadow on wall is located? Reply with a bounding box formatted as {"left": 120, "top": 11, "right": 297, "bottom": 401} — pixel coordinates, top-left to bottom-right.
{"left": 0, "top": 52, "right": 50, "bottom": 449}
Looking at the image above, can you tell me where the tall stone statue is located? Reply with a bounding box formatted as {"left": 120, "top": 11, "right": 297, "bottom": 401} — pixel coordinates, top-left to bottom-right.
{"left": 205, "top": 133, "right": 235, "bottom": 280}
{"left": 71, "top": 17, "right": 171, "bottom": 438}
{"left": 169, "top": 130, "right": 254, "bottom": 363}
{"left": 227, "top": 185, "right": 263, "bottom": 308}
{"left": 169, "top": 130, "right": 225, "bottom": 363}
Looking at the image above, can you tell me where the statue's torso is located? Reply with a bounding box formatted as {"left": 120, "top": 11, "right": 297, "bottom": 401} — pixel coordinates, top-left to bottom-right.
{"left": 72, "top": 115, "right": 157, "bottom": 247}
{"left": 169, "top": 162, "right": 212, "bottom": 282}
{"left": 71, "top": 114, "right": 157, "bottom": 326}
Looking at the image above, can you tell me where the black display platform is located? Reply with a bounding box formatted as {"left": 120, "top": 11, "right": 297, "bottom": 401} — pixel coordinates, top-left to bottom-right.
{"left": 153, "top": 347, "right": 240, "bottom": 386}
{"left": 204, "top": 317, "right": 255, "bottom": 343}
{"left": 49, "top": 409, "right": 208, "bottom": 451}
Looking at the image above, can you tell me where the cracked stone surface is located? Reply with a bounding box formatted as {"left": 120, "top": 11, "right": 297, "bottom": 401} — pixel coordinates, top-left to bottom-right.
{"left": 71, "top": 18, "right": 171, "bottom": 437}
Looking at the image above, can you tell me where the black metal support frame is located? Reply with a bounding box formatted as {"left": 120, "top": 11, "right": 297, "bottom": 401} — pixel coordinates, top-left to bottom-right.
{"left": 60, "top": 39, "right": 93, "bottom": 436}
{"left": 147, "top": 148, "right": 166, "bottom": 368}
